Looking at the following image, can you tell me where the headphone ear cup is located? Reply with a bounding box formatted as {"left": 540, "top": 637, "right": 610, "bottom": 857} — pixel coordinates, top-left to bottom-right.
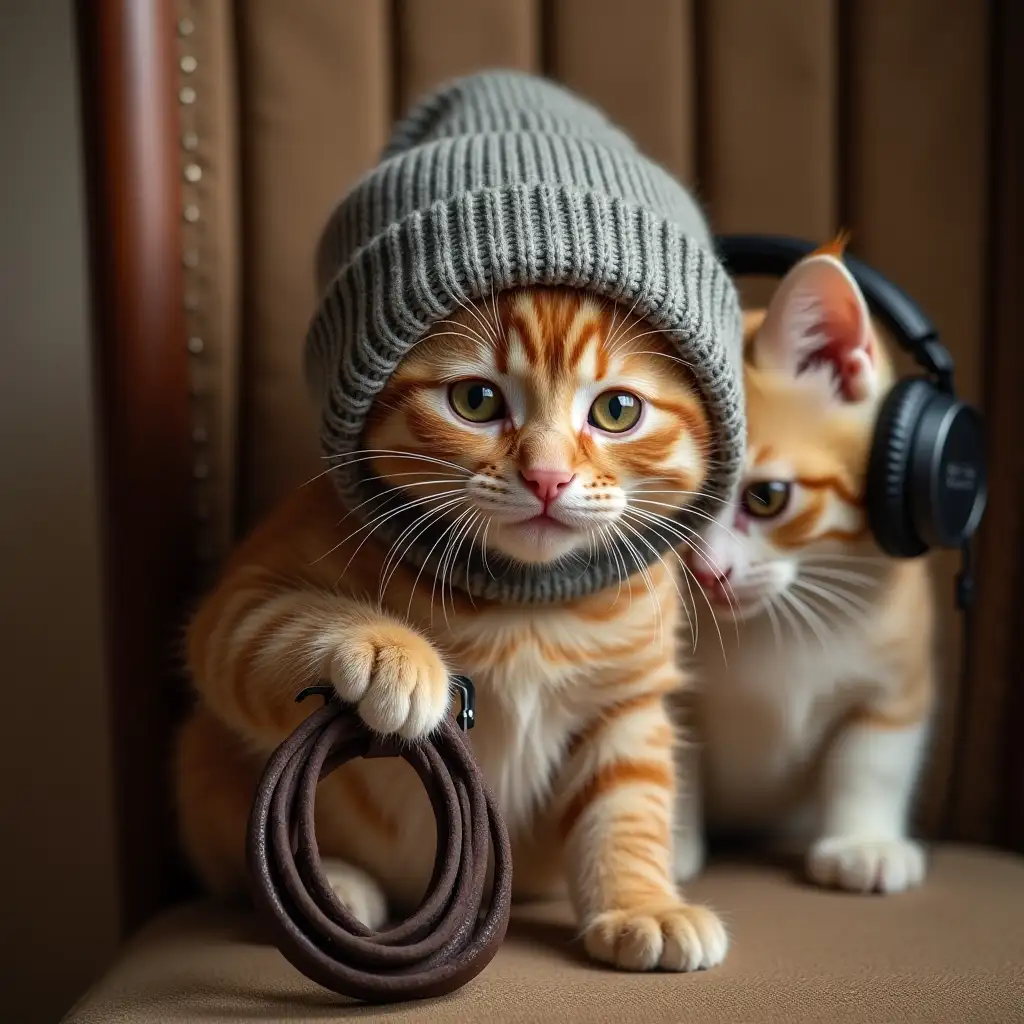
{"left": 866, "top": 378, "right": 934, "bottom": 557}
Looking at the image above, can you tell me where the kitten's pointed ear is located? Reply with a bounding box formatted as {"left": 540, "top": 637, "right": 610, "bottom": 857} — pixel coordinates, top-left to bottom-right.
{"left": 750, "top": 246, "right": 879, "bottom": 402}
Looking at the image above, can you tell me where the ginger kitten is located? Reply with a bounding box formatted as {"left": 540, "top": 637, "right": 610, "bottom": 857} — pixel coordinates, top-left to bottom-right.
{"left": 674, "top": 243, "right": 937, "bottom": 894}
{"left": 176, "top": 288, "right": 729, "bottom": 972}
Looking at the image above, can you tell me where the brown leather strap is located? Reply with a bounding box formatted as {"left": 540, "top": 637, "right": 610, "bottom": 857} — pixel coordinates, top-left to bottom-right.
{"left": 246, "top": 683, "right": 513, "bottom": 1004}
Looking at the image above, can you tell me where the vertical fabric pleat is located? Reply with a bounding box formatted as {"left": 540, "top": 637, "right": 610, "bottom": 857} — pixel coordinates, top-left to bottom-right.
{"left": 698, "top": 0, "right": 837, "bottom": 307}
{"left": 236, "top": 0, "right": 392, "bottom": 528}
{"left": 394, "top": 0, "right": 540, "bottom": 114}
{"left": 845, "top": 0, "right": 990, "bottom": 839}
{"left": 699, "top": 0, "right": 838, "bottom": 238}
{"left": 547, "top": 0, "right": 696, "bottom": 185}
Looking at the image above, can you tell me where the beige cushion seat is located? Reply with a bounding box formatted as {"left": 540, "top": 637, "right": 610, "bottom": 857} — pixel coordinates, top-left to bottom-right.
{"left": 65, "top": 845, "right": 1024, "bottom": 1023}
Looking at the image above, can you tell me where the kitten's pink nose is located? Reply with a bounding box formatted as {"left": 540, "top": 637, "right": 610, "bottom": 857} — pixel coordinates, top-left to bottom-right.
{"left": 688, "top": 552, "right": 731, "bottom": 590}
{"left": 520, "top": 467, "right": 575, "bottom": 505}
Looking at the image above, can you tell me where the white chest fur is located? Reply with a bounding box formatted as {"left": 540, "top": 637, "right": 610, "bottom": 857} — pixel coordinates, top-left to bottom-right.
{"left": 447, "top": 610, "right": 600, "bottom": 830}
{"left": 692, "top": 612, "right": 884, "bottom": 834}
{"left": 444, "top": 594, "right": 668, "bottom": 831}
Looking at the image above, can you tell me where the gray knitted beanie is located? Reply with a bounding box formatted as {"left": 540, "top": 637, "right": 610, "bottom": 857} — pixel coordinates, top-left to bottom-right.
{"left": 306, "top": 70, "right": 744, "bottom": 605}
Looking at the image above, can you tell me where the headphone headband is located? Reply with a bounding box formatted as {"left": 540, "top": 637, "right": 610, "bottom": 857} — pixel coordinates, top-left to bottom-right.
{"left": 715, "top": 234, "right": 955, "bottom": 393}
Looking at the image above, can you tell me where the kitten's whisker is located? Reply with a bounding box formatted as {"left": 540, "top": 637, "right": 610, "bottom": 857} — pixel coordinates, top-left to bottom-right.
{"left": 596, "top": 524, "right": 626, "bottom": 607}
{"left": 419, "top": 328, "right": 493, "bottom": 354}
{"left": 625, "top": 505, "right": 741, "bottom": 622}
{"left": 611, "top": 521, "right": 661, "bottom": 640}
{"left": 605, "top": 290, "right": 648, "bottom": 351}
{"left": 621, "top": 508, "right": 734, "bottom": 659}
{"left": 379, "top": 494, "right": 469, "bottom": 597}
{"left": 451, "top": 510, "right": 483, "bottom": 614}
{"left": 431, "top": 319, "right": 493, "bottom": 349}
{"left": 333, "top": 478, "right": 474, "bottom": 546}
{"left": 804, "top": 576, "right": 879, "bottom": 596}
{"left": 303, "top": 453, "right": 463, "bottom": 489}
{"left": 762, "top": 595, "right": 785, "bottom": 661}
{"left": 631, "top": 489, "right": 734, "bottom": 508}
{"left": 408, "top": 500, "right": 473, "bottom": 624}
{"left": 800, "top": 552, "right": 891, "bottom": 566}
{"left": 606, "top": 326, "right": 688, "bottom": 361}
{"left": 343, "top": 492, "right": 467, "bottom": 590}
{"left": 480, "top": 519, "right": 496, "bottom": 579}
{"left": 434, "top": 506, "right": 476, "bottom": 627}
{"left": 450, "top": 295, "right": 502, "bottom": 351}
{"left": 617, "top": 347, "right": 699, "bottom": 373}
{"left": 607, "top": 526, "right": 633, "bottom": 610}
{"left": 617, "top": 517, "right": 693, "bottom": 654}
{"left": 486, "top": 280, "right": 503, "bottom": 345}
{"left": 313, "top": 487, "right": 465, "bottom": 567}
{"left": 323, "top": 449, "right": 473, "bottom": 478}
{"left": 774, "top": 592, "right": 812, "bottom": 668}
{"left": 630, "top": 497, "right": 743, "bottom": 542}
{"left": 620, "top": 509, "right": 695, "bottom": 645}
{"left": 793, "top": 578, "right": 873, "bottom": 624}
{"left": 799, "top": 565, "right": 878, "bottom": 589}
{"left": 604, "top": 299, "right": 620, "bottom": 355}
{"left": 781, "top": 590, "right": 832, "bottom": 657}
{"left": 446, "top": 508, "right": 481, "bottom": 620}
{"left": 565, "top": 529, "right": 596, "bottom": 582}
{"left": 463, "top": 514, "right": 486, "bottom": 607}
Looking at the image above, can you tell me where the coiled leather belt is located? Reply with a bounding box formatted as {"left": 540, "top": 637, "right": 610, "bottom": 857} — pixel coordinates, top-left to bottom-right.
{"left": 246, "top": 678, "right": 513, "bottom": 1004}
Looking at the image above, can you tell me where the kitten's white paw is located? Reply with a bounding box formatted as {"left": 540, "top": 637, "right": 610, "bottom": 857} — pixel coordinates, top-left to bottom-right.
{"left": 328, "top": 620, "right": 450, "bottom": 740}
{"left": 583, "top": 900, "right": 728, "bottom": 972}
{"left": 807, "top": 836, "right": 926, "bottom": 894}
{"left": 321, "top": 858, "right": 388, "bottom": 929}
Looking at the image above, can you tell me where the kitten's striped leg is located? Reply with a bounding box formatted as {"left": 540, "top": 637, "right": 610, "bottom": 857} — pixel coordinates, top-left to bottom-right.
{"left": 556, "top": 691, "right": 727, "bottom": 972}
{"left": 188, "top": 578, "right": 452, "bottom": 750}
{"left": 808, "top": 701, "right": 931, "bottom": 894}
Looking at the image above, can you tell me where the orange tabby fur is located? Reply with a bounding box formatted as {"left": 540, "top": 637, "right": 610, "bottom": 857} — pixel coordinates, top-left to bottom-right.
{"left": 176, "top": 288, "right": 728, "bottom": 972}
{"left": 675, "top": 244, "right": 937, "bottom": 894}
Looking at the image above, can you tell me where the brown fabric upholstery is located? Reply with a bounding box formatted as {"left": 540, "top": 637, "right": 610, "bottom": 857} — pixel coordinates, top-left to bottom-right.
{"left": 64, "top": 846, "right": 1024, "bottom": 1023}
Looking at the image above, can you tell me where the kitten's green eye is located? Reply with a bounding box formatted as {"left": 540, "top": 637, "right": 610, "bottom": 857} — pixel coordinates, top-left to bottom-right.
{"left": 588, "top": 390, "right": 642, "bottom": 433}
{"left": 448, "top": 379, "right": 506, "bottom": 423}
{"left": 742, "top": 481, "right": 791, "bottom": 519}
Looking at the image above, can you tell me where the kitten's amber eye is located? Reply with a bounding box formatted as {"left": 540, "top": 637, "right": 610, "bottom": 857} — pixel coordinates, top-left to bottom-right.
{"left": 448, "top": 379, "right": 506, "bottom": 423}
{"left": 742, "top": 481, "right": 791, "bottom": 519}
{"left": 588, "top": 390, "right": 642, "bottom": 433}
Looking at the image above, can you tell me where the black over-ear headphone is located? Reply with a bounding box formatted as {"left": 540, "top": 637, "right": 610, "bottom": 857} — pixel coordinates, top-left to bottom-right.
{"left": 715, "top": 233, "right": 988, "bottom": 609}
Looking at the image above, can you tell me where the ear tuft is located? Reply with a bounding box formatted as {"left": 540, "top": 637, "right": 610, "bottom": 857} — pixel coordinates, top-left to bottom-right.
{"left": 749, "top": 236, "right": 879, "bottom": 403}
{"left": 810, "top": 228, "right": 852, "bottom": 262}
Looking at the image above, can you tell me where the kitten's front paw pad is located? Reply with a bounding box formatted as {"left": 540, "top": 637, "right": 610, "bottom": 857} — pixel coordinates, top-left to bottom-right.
{"left": 329, "top": 622, "right": 449, "bottom": 740}
{"left": 583, "top": 901, "right": 727, "bottom": 972}
{"left": 807, "top": 837, "right": 926, "bottom": 894}
{"left": 321, "top": 859, "right": 388, "bottom": 930}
